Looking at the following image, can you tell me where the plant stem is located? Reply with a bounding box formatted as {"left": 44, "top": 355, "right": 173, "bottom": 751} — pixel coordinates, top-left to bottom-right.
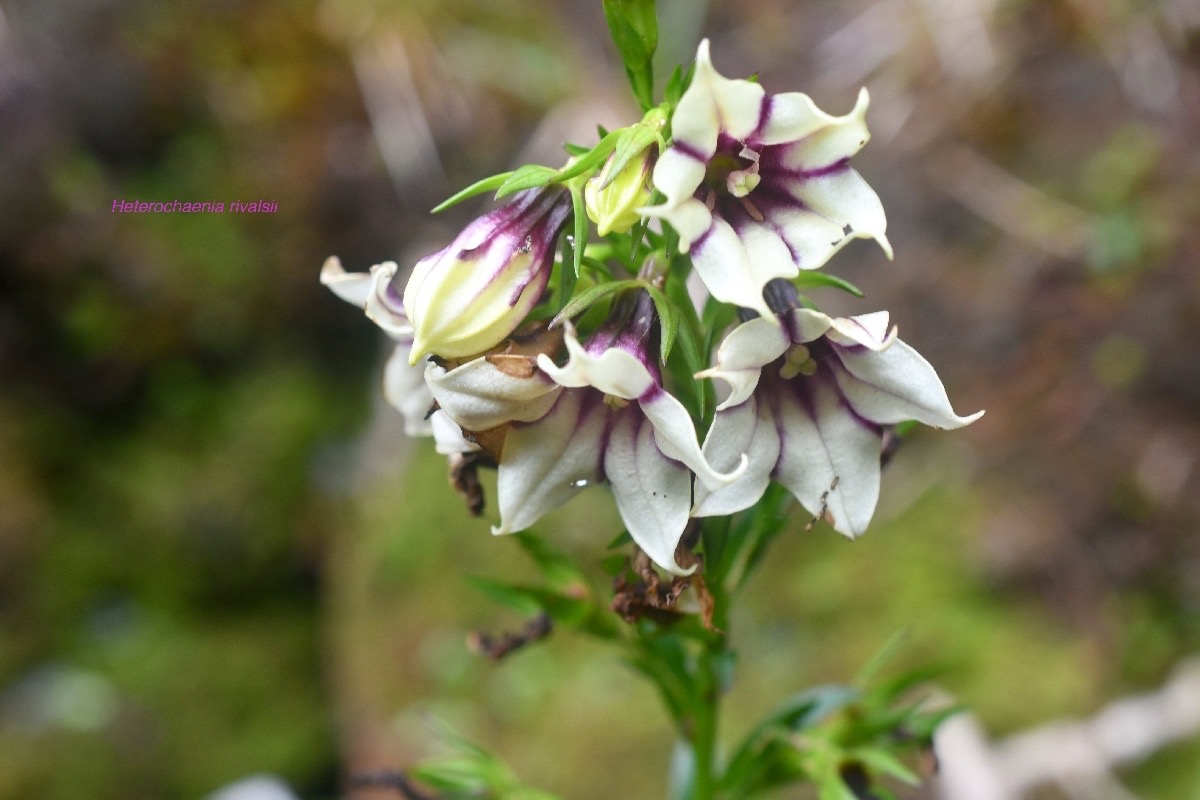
{"left": 689, "top": 650, "right": 720, "bottom": 800}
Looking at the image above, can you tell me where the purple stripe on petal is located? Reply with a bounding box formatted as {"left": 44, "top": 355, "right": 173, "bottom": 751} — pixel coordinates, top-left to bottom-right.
{"left": 691, "top": 220, "right": 716, "bottom": 254}
{"left": 796, "top": 158, "right": 852, "bottom": 180}
{"left": 672, "top": 141, "right": 710, "bottom": 163}
{"left": 638, "top": 383, "right": 664, "bottom": 404}
{"left": 751, "top": 94, "right": 772, "bottom": 143}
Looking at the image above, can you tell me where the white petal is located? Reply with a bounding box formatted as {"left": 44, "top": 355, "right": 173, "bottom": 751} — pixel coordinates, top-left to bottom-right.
{"left": 430, "top": 410, "right": 480, "bottom": 455}
{"left": 536, "top": 326, "right": 654, "bottom": 400}
{"left": 320, "top": 256, "right": 373, "bottom": 307}
{"left": 693, "top": 396, "right": 780, "bottom": 517}
{"left": 737, "top": 219, "right": 805, "bottom": 286}
{"left": 826, "top": 311, "right": 894, "bottom": 349}
{"left": 639, "top": 387, "right": 747, "bottom": 490}
{"left": 494, "top": 390, "right": 604, "bottom": 535}
{"left": 362, "top": 262, "right": 416, "bottom": 340}
{"left": 759, "top": 199, "right": 863, "bottom": 273}
{"left": 773, "top": 376, "right": 882, "bottom": 537}
{"left": 383, "top": 346, "right": 434, "bottom": 437}
{"left": 789, "top": 168, "right": 892, "bottom": 259}
{"left": 833, "top": 338, "right": 985, "bottom": 429}
{"left": 784, "top": 308, "right": 836, "bottom": 344}
{"left": 427, "top": 357, "right": 561, "bottom": 432}
{"left": 690, "top": 216, "right": 792, "bottom": 319}
{"left": 672, "top": 39, "right": 765, "bottom": 155}
{"left": 321, "top": 258, "right": 413, "bottom": 340}
{"left": 770, "top": 87, "right": 872, "bottom": 169}
{"left": 651, "top": 149, "right": 709, "bottom": 211}
{"left": 696, "top": 318, "right": 790, "bottom": 410}
{"left": 604, "top": 407, "right": 694, "bottom": 575}
{"left": 786, "top": 308, "right": 894, "bottom": 350}
{"left": 758, "top": 91, "right": 852, "bottom": 147}
{"left": 642, "top": 195, "right": 713, "bottom": 253}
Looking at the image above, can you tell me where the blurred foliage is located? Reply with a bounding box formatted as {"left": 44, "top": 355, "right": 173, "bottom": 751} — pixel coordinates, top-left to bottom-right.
{"left": 2, "top": 0, "right": 1200, "bottom": 799}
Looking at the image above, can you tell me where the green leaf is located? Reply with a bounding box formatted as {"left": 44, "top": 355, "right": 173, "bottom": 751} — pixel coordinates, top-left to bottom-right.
{"left": 600, "top": 120, "right": 661, "bottom": 189}
{"left": 602, "top": 0, "right": 658, "bottom": 109}
{"left": 495, "top": 164, "right": 560, "bottom": 199}
{"left": 817, "top": 773, "right": 860, "bottom": 800}
{"left": 849, "top": 748, "right": 920, "bottom": 786}
{"left": 431, "top": 171, "right": 514, "bottom": 213}
{"left": 469, "top": 577, "right": 544, "bottom": 616}
{"left": 568, "top": 179, "right": 588, "bottom": 277}
{"left": 854, "top": 628, "right": 911, "bottom": 689}
{"left": 663, "top": 64, "right": 689, "bottom": 108}
{"left": 701, "top": 483, "right": 791, "bottom": 594}
{"left": 469, "top": 579, "right": 616, "bottom": 637}
{"left": 723, "top": 685, "right": 860, "bottom": 793}
{"left": 557, "top": 227, "right": 577, "bottom": 314}
{"left": 551, "top": 279, "right": 641, "bottom": 327}
{"left": 793, "top": 270, "right": 866, "bottom": 297}
{"left": 553, "top": 130, "right": 621, "bottom": 184}
{"left": 643, "top": 283, "right": 679, "bottom": 363}
{"left": 607, "top": 530, "right": 634, "bottom": 549}
{"left": 512, "top": 531, "right": 587, "bottom": 591}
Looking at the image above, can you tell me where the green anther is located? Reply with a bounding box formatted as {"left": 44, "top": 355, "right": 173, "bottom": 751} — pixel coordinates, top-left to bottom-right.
{"left": 779, "top": 345, "right": 816, "bottom": 379}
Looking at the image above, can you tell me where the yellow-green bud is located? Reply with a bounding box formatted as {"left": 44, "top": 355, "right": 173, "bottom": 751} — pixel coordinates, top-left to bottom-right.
{"left": 584, "top": 149, "right": 655, "bottom": 236}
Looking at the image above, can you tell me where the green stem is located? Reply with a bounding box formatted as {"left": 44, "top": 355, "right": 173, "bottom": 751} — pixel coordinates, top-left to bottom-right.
{"left": 689, "top": 651, "right": 720, "bottom": 800}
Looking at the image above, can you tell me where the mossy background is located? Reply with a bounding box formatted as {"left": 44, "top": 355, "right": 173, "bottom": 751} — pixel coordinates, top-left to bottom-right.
{"left": 2, "top": 0, "right": 1199, "bottom": 798}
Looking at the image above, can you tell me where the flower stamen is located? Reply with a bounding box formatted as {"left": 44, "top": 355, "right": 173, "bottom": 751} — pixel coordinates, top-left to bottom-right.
{"left": 779, "top": 344, "right": 817, "bottom": 379}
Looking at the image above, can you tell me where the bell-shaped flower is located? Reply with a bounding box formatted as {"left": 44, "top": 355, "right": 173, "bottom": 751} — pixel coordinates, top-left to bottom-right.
{"left": 693, "top": 294, "right": 982, "bottom": 537}
{"left": 427, "top": 291, "right": 747, "bottom": 574}
{"left": 404, "top": 187, "right": 572, "bottom": 364}
{"left": 320, "top": 257, "right": 434, "bottom": 437}
{"left": 645, "top": 40, "right": 891, "bottom": 320}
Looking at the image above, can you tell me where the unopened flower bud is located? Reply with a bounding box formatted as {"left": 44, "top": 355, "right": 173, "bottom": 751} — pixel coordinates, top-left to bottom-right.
{"left": 584, "top": 148, "right": 655, "bottom": 236}
{"left": 404, "top": 188, "right": 572, "bottom": 364}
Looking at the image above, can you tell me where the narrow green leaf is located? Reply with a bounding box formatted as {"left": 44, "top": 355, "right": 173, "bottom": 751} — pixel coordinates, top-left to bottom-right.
{"left": 850, "top": 749, "right": 920, "bottom": 786}
{"left": 469, "top": 577, "right": 544, "bottom": 616}
{"left": 553, "top": 130, "right": 621, "bottom": 184}
{"left": 495, "top": 164, "right": 560, "bottom": 199}
{"left": 557, "top": 228, "right": 576, "bottom": 313}
{"left": 602, "top": 0, "right": 658, "bottom": 109}
{"left": 793, "top": 270, "right": 866, "bottom": 297}
{"left": 854, "top": 629, "right": 911, "bottom": 689}
{"left": 431, "top": 171, "right": 513, "bottom": 213}
{"left": 600, "top": 123, "right": 660, "bottom": 189}
{"left": 551, "top": 279, "right": 641, "bottom": 328}
{"left": 568, "top": 180, "right": 588, "bottom": 277}
{"left": 818, "top": 774, "right": 861, "bottom": 800}
{"left": 643, "top": 283, "right": 678, "bottom": 362}
{"left": 512, "top": 531, "right": 587, "bottom": 591}
{"left": 663, "top": 64, "right": 688, "bottom": 107}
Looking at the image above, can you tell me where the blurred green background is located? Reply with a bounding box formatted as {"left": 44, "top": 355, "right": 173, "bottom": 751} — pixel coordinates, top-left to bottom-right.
{"left": 2, "top": 0, "right": 1199, "bottom": 798}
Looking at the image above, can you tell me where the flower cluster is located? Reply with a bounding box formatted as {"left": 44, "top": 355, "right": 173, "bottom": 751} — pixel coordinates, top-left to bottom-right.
{"left": 324, "top": 41, "right": 981, "bottom": 574}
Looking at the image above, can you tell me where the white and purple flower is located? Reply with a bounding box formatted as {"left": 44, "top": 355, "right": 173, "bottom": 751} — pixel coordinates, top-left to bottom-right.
{"left": 428, "top": 291, "right": 747, "bottom": 574}
{"left": 404, "top": 187, "right": 572, "bottom": 364}
{"left": 646, "top": 40, "right": 891, "bottom": 320}
{"left": 693, "top": 283, "right": 982, "bottom": 536}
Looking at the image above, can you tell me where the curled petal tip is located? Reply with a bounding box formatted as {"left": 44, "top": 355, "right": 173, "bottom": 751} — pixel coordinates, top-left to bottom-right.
{"left": 319, "top": 255, "right": 344, "bottom": 281}
{"left": 855, "top": 86, "right": 871, "bottom": 113}
{"left": 720, "top": 453, "right": 750, "bottom": 483}
{"left": 960, "top": 409, "right": 986, "bottom": 426}
{"left": 879, "top": 232, "right": 895, "bottom": 260}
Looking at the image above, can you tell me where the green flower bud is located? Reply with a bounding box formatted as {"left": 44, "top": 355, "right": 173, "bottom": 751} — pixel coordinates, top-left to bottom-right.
{"left": 584, "top": 148, "right": 655, "bottom": 236}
